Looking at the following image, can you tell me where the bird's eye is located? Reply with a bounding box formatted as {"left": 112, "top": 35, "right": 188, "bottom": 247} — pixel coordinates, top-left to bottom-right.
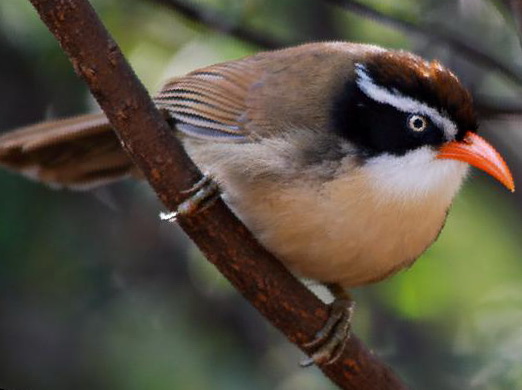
{"left": 407, "top": 114, "right": 428, "bottom": 132}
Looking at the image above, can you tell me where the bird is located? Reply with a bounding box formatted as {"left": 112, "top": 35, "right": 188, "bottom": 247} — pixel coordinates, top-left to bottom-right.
{"left": 0, "top": 41, "right": 515, "bottom": 365}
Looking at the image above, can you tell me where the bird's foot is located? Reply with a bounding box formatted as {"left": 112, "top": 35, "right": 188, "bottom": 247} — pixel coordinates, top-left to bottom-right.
{"left": 300, "top": 286, "right": 355, "bottom": 367}
{"left": 160, "top": 175, "right": 220, "bottom": 222}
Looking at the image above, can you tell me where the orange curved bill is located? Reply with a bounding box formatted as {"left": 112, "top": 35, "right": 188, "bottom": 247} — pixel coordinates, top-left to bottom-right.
{"left": 437, "top": 131, "right": 515, "bottom": 192}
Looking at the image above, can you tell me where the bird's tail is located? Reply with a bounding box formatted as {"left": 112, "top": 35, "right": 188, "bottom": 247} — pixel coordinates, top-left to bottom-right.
{"left": 0, "top": 113, "right": 140, "bottom": 190}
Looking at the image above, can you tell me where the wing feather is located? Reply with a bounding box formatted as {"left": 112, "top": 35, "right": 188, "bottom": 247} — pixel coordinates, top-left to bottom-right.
{"left": 0, "top": 114, "right": 110, "bottom": 151}
{"left": 0, "top": 113, "right": 140, "bottom": 189}
{"left": 154, "top": 60, "right": 261, "bottom": 142}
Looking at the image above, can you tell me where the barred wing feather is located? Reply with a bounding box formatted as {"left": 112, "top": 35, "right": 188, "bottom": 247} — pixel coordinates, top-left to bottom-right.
{"left": 154, "top": 61, "right": 260, "bottom": 142}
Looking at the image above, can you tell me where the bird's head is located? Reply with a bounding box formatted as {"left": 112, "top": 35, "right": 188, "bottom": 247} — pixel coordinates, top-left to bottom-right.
{"left": 332, "top": 49, "right": 514, "bottom": 196}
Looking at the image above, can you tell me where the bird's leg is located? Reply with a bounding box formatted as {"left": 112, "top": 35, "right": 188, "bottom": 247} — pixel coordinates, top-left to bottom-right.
{"left": 300, "top": 283, "right": 355, "bottom": 367}
{"left": 160, "top": 175, "right": 220, "bottom": 222}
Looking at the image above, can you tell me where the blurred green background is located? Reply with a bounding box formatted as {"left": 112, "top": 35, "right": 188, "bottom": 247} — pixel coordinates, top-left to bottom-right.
{"left": 1, "top": 1, "right": 522, "bottom": 389}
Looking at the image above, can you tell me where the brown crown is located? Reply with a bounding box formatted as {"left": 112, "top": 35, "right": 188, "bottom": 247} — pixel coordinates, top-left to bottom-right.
{"left": 363, "top": 50, "right": 477, "bottom": 138}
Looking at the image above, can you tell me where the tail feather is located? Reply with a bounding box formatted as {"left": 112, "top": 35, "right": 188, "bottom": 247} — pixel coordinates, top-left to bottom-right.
{"left": 0, "top": 113, "right": 140, "bottom": 189}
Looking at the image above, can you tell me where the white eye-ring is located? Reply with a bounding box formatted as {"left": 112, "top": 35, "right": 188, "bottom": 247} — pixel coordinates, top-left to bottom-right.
{"left": 408, "top": 114, "right": 428, "bottom": 132}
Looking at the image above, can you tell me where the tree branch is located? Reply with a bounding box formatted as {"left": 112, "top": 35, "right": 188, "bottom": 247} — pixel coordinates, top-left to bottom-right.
{"left": 150, "top": 0, "right": 283, "bottom": 49}
{"left": 476, "top": 97, "right": 522, "bottom": 118}
{"left": 322, "top": 0, "right": 522, "bottom": 86}
{"left": 149, "top": 0, "right": 522, "bottom": 100}
{"left": 26, "top": 0, "right": 408, "bottom": 389}
{"left": 507, "top": 0, "right": 522, "bottom": 48}
{"left": 153, "top": 0, "right": 522, "bottom": 87}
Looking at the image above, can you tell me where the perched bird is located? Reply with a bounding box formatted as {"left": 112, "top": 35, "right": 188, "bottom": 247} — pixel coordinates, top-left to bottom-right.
{"left": 0, "top": 42, "right": 514, "bottom": 364}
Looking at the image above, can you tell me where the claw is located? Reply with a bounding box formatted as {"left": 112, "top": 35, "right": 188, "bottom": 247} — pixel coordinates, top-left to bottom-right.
{"left": 301, "top": 285, "right": 355, "bottom": 367}
{"left": 160, "top": 175, "right": 220, "bottom": 221}
{"left": 160, "top": 211, "right": 178, "bottom": 223}
{"left": 176, "top": 179, "right": 219, "bottom": 215}
{"left": 180, "top": 175, "right": 214, "bottom": 195}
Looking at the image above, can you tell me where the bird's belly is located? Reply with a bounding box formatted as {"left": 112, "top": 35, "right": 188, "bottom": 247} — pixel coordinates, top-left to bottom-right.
{"left": 223, "top": 176, "right": 450, "bottom": 288}
{"left": 182, "top": 138, "right": 464, "bottom": 288}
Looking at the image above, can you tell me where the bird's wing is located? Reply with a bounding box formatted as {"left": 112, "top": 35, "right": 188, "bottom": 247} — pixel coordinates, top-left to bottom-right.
{"left": 0, "top": 58, "right": 263, "bottom": 189}
{"left": 153, "top": 45, "right": 357, "bottom": 142}
{"left": 154, "top": 58, "right": 261, "bottom": 142}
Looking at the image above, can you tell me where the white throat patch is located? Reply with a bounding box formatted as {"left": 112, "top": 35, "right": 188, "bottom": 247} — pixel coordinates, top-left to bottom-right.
{"left": 355, "top": 64, "right": 458, "bottom": 140}
{"left": 363, "top": 146, "right": 469, "bottom": 202}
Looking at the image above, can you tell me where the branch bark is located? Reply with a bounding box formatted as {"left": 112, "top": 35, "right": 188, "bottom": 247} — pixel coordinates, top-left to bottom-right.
{"left": 27, "top": 0, "right": 408, "bottom": 389}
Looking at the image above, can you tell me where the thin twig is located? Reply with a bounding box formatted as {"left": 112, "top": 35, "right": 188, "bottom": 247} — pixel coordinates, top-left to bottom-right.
{"left": 323, "top": 0, "right": 522, "bottom": 86}
{"left": 149, "top": 0, "right": 522, "bottom": 123}
{"left": 476, "top": 97, "right": 522, "bottom": 118}
{"left": 151, "top": 0, "right": 283, "bottom": 49}
{"left": 151, "top": 0, "right": 522, "bottom": 88}
{"left": 508, "top": 0, "right": 522, "bottom": 48}
{"left": 26, "top": 0, "right": 408, "bottom": 389}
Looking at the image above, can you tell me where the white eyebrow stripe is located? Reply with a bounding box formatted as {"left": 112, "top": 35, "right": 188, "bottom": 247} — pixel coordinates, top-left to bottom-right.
{"left": 355, "top": 64, "right": 458, "bottom": 139}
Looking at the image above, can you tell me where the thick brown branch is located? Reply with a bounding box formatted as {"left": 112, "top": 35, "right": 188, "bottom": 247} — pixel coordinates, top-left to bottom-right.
{"left": 27, "top": 0, "right": 407, "bottom": 389}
